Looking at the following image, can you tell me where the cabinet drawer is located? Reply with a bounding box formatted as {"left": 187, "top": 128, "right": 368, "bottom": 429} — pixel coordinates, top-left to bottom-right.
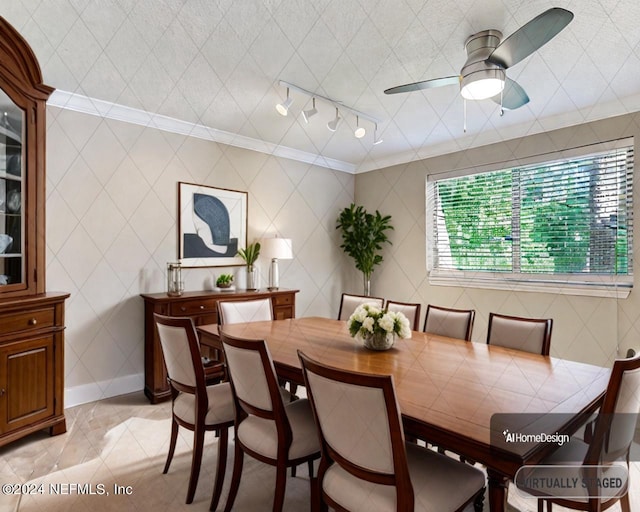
{"left": 0, "top": 308, "right": 55, "bottom": 335}
{"left": 169, "top": 299, "right": 217, "bottom": 316}
{"left": 273, "top": 294, "right": 293, "bottom": 306}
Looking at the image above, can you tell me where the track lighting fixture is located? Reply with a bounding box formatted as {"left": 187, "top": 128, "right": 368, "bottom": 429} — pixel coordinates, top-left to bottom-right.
{"left": 302, "top": 98, "right": 317, "bottom": 123}
{"left": 276, "top": 87, "right": 293, "bottom": 116}
{"left": 354, "top": 116, "right": 365, "bottom": 138}
{"left": 327, "top": 108, "right": 341, "bottom": 132}
{"left": 277, "top": 80, "right": 382, "bottom": 144}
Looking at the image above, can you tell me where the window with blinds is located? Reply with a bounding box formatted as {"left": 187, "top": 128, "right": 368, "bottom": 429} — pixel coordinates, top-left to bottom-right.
{"left": 427, "top": 140, "right": 634, "bottom": 293}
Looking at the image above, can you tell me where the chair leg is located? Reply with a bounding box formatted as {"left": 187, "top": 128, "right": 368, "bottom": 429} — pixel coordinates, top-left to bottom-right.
{"left": 223, "top": 440, "right": 244, "bottom": 512}
{"left": 308, "top": 459, "right": 314, "bottom": 478}
{"left": 273, "top": 463, "right": 288, "bottom": 512}
{"left": 620, "top": 493, "right": 631, "bottom": 512}
{"left": 210, "top": 428, "right": 229, "bottom": 512}
{"left": 319, "top": 485, "right": 328, "bottom": 512}
{"left": 309, "top": 474, "right": 325, "bottom": 512}
{"left": 473, "top": 488, "right": 485, "bottom": 512}
{"left": 163, "top": 417, "right": 179, "bottom": 474}
{"left": 537, "top": 499, "right": 544, "bottom": 512}
{"left": 186, "top": 424, "right": 206, "bottom": 504}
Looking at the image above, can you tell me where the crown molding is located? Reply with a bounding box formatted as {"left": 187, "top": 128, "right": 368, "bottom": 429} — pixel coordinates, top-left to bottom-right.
{"left": 47, "top": 90, "right": 356, "bottom": 174}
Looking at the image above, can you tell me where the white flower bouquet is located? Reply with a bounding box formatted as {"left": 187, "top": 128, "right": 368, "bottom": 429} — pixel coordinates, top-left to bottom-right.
{"left": 347, "top": 303, "right": 411, "bottom": 350}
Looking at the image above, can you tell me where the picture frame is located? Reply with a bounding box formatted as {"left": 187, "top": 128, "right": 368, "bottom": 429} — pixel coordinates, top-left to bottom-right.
{"left": 178, "top": 182, "right": 248, "bottom": 267}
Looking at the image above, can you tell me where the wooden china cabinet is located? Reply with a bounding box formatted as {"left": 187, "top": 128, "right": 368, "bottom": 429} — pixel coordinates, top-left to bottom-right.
{"left": 0, "top": 17, "right": 68, "bottom": 447}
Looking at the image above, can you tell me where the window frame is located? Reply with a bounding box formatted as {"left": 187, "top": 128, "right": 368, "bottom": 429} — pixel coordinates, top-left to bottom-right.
{"left": 426, "top": 138, "right": 634, "bottom": 299}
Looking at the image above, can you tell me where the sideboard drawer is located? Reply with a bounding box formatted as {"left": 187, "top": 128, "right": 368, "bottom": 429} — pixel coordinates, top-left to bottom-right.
{"left": 0, "top": 307, "right": 55, "bottom": 336}
{"left": 273, "top": 294, "right": 293, "bottom": 306}
{"left": 170, "top": 299, "right": 217, "bottom": 316}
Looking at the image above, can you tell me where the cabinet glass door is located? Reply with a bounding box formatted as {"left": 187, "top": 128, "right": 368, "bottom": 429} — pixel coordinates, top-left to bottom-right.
{"left": 0, "top": 89, "right": 24, "bottom": 288}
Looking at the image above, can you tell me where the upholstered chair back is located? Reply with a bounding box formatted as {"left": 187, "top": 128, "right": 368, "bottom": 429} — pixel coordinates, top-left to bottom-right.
{"left": 386, "top": 300, "right": 421, "bottom": 331}
{"left": 155, "top": 318, "right": 200, "bottom": 388}
{"left": 308, "top": 368, "right": 394, "bottom": 473}
{"left": 218, "top": 298, "right": 273, "bottom": 325}
{"left": 222, "top": 338, "right": 276, "bottom": 412}
{"left": 487, "top": 313, "right": 552, "bottom": 355}
{"left": 338, "top": 293, "right": 384, "bottom": 321}
{"left": 424, "top": 305, "right": 475, "bottom": 341}
{"left": 589, "top": 354, "right": 640, "bottom": 465}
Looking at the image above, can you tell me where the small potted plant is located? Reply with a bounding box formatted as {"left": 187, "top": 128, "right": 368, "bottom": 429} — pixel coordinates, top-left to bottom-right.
{"left": 216, "top": 273, "right": 234, "bottom": 289}
{"left": 237, "top": 241, "right": 261, "bottom": 290}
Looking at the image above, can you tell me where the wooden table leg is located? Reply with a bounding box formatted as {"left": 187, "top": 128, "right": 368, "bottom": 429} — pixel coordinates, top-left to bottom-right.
{"left": 487, "top": 469, "right": 509, "bottom": 512}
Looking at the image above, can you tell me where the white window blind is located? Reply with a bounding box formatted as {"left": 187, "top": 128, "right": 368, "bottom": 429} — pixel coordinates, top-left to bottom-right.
{"left": 427, "top": 140, "right": 634, "bottom": 295}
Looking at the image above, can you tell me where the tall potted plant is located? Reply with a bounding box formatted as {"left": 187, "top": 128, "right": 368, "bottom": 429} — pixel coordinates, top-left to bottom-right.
{"left": 237, "top": 241, "right": 261, "bottom": 290}
{"left": 336, "top": 203, "right": 393, "bottom": 296}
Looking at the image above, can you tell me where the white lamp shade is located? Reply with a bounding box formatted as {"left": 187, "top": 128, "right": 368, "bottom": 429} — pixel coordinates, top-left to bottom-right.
{"left": 260, "top": 237, "right": 293, "bottom": 260}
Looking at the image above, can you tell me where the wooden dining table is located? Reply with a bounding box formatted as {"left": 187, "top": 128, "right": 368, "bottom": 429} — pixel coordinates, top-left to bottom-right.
{"left": 197, "top": 316, "right": 611, "bottom": 512}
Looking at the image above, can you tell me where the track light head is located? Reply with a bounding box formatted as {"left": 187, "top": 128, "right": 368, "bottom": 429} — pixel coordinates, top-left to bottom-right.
{"left": 327, "top": 107, "right": 341, "bottom": 132}
{"left": 354, "top": 116, "right": 366, "bottom": 138}
{"left": 373, "top": 123, "right": 383, "bottom": 145}
{"left": 302, "top": 98, "right": 317, "bottom": 123}
{"left": 276, "top": 87, "right": 293, "bottom": 116}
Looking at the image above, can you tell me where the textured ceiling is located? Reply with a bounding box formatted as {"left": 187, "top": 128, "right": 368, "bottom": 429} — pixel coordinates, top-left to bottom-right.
{"left": 4, "top": 0, "right": 640, "bottom": 172}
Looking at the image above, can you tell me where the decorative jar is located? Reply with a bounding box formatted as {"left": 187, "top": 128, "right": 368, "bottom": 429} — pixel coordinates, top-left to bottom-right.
{"left": 363, "top": 331, "right": 396, "bottom": 351}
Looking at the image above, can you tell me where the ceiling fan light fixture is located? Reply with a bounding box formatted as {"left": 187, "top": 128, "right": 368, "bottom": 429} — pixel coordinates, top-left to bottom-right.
{"left": 460, "top": 68, "right": 505, "bottom": 101}
{"left": 302, "top": 98, "right": 317, "bottom": 123}
{"left": 327, "top": 107, "right": 341, "bottom": 132}
{"left": 276, "top": 87, "right": 293, "bottom": 116}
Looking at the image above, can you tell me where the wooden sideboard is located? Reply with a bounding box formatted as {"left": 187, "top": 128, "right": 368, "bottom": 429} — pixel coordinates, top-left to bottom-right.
{"left": 140, "top": 288, "right": 299, "bottom": 403}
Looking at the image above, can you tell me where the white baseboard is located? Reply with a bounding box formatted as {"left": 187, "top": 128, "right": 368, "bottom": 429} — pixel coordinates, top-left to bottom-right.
{"left": 64, "top": 373, "right": 144, "bottom": 409}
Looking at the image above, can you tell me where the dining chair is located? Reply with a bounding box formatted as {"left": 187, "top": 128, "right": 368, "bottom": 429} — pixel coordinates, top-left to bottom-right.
{"left": 423, "top": 304, "right": 475, "bottom": 341}
{"left": 153, "top": 314, "right": 234, "bottom": 510}
{"left": 218, "top": 297, "right": 299, "bottom": 402}
{"left": 386, "top": 300, "right": 422, "bottom": 331}
{"left": 338, "top": 293, "right": 384, "bottom": 321}
{"left": 487, "top": 312, "right": 553, "bottom": 355}
{"left": 519, "top": 352, "right": 640, "bottom": 512}
{"left": 220, "top": 333, "right": 321, "bottom": 512}
{"left": 298, "top": 350, "right": 486, "bottom": 512}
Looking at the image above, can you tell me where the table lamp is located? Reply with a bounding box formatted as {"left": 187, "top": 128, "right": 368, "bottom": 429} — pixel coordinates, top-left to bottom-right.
{"left": 260, "top": 237, "right": 293, "bottom": 290}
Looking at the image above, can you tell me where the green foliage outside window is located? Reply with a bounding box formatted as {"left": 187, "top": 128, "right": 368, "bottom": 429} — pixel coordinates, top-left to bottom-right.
{"left": 432, "top": 147, "right": 633, "bottom": 277}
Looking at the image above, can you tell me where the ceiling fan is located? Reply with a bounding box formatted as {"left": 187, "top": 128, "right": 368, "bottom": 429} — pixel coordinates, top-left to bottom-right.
{"left": 384, "top": 7, "right": 574, "bottom": 112}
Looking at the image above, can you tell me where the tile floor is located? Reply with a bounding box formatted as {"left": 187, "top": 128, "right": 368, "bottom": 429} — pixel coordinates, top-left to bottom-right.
{"left": 0, "top": 392, "right": 637, "bottom": 511}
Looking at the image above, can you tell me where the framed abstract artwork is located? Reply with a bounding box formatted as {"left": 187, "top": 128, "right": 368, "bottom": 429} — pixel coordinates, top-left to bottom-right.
{"left": 178, "top": 182, "right": 248, "bottom": 267}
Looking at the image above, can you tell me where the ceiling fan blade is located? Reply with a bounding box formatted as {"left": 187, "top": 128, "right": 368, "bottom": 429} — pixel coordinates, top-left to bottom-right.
{"left": 488, "top": 7, "right": 574, "bottom": 69}
{"left": 384, "top": 75, "right": 460, "bottom": 95}
{"left": 491, "top": 78, "right": 529, "bottom": 110}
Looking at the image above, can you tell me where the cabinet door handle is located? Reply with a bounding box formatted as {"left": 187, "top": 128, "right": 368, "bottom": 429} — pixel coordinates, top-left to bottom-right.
{"left": 180, "top": 307, "right": 186, "bottom": 312}
{"left": 28, "top": 318, "right": 37, "bottom": 326}
{"left": 0, "top": 389, "right": 5, "bottom": 396}
{"left": 199, "top": 305, "right": 204, "bottom": 310}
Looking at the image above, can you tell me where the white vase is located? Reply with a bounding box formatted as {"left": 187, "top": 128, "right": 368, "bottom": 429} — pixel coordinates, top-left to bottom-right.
{"left": 246, "top": 267, "right": 258, "bottom": 290}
